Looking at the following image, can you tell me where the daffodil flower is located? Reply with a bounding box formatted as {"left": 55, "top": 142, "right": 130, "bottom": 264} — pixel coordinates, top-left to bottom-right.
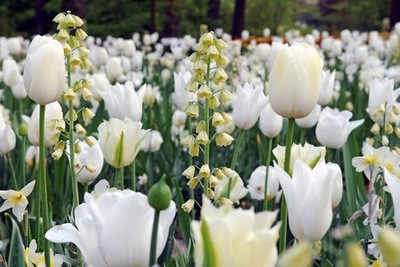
{"left": 0, "top": 180, "right": 35, "bottom": 221}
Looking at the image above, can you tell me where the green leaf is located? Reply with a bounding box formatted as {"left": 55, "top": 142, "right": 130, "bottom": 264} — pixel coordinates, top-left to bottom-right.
{"left": 200, "top": 218, "right": 216, "bottom": 267}
{"left": 172, "top": 178, "right": 191, "bottom": 246}
{"left": 6, "top": 214, "right": 24, "bottom": 267}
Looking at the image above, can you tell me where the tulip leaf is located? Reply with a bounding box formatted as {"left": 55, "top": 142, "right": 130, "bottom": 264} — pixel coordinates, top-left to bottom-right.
{"left": 200, "top": 218, "right": 217, "bottom": 267}
{"left": 6, "top": 214, "right": 24, "bottom": 267}
{"left": 172, "top": 178, "right": 191, "bottom": 246}
{"left": 86, "top": 101, "right": 105, "bottom": 134}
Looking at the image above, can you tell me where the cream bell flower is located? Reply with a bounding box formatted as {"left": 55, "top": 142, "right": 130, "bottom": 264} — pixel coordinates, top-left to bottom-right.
{"left": 0, "top": 180, "right": 36, "bottom": 221}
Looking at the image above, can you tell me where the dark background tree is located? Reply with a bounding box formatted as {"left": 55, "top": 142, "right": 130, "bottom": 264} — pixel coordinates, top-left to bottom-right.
{"left": 232, "top": 0, "right": 245, "bottom": 38}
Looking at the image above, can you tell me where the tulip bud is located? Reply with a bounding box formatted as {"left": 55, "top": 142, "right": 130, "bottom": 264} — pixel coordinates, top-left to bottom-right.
{"left": 181, "top": 199, "right": 195, "bottom": 213}
{"left": 148, "top": 176, "right": 172, "bottom": 211}
{"left": 377, "top": 227, "right": 400, "bottom": 266}
{"left": 18, "top": 123, "right": 28, "bottom": 136}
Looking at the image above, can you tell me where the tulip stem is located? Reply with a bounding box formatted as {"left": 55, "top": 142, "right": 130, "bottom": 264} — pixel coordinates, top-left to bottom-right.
{"left": 227, "top": 129, "right": 244, "bottom": 199}
{"left": 263, "top": 137, "right": 273, "bottom": 211}
{"left": 131, "top": 160, "right": 136, "bottom": 191}
{"left": 279, "top": 117, "right": 295, "bottom": 253}
{"left": 6, "top": 154, "right": 18, "bottom": 190}
{"left": 39, "top": 105, "right": 51, "bottom": 266}
{"left": 149, "top": 209, "right": 160, "bottom": 266}
{"left": 21, "top": 136, "right": 26, "bottom": 187}
{"left": 114, "top": 167, "right": 124, "bottom": 189}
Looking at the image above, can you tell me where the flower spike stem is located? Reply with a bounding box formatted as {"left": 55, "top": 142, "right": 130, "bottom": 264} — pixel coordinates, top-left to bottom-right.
{"left": 227, "top": 129, "right": 244, "bottom": 199}
{"left": 279, "top": 117, "right": 295, "bottom": 253}
{"left": 149, "top": 209, "right": 160, "bottom": 266}
{"left": 131, "top": 161, "right": 136, "bottom": 191}
{"left": 5, "top": 154, "right": 18, "bottom": 190}
{"left": 39, "top": 105, "right": 51, "bottom": 266}
{"left": 203, "top": 59, "right": 211, "bottom": 194}
{"left": 263, "top": 137, "right": 273, "bottom": 211}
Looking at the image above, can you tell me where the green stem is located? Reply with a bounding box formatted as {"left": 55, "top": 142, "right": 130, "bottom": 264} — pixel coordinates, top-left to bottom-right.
{"left": 34, "top": 167, "right": 41, "bottom": 244}
{"left": 114, "top": 167, "right": 124, "bottom": 189}
{"left": 39, "top": 105, "right": 51, "bottom": 266}
{"left": 187, "top": 117, "right": 195, "bottom": 219}
{"left": 149, "top": 209, "right": 160, "bottom": 266}
{"left": 6, "top": 154, "right": 18, "bottom": 190}
{"left": 21, "top": 136, "right": 26, "bottom": 186}
{"left": 203, "top": 59, "right": 211, "bottom": 193}
{"left": 131, "top": 161, "right": 136, "bottom": 191}
{"left": 299, "top": 128, "right": 306, "bottom": 145}
{"left": 227, "top": 129, "right": 244, "bottom": 199}
{"left": 263, "top": 137, "right": 273, "bottom": 211}
{"left": 279, "top": 117, "right": 295, "bottom": 253}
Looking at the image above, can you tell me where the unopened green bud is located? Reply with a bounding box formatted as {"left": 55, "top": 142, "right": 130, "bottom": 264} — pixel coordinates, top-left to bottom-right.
{"left": 18, "top": 122, "right": 28, "bottom": 136}
{"left": 148, "top": 175, "right": 172, "bottom": 211}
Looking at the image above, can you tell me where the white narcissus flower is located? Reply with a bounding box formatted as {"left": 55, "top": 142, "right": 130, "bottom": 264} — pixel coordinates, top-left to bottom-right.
{"left": 318, "top": 70, "right": 336, "bottom": 106}
{"left": 295, "top": 104, "right": 321, "bottom": 129}
{"left": 0, "top": 111, "right": 16, "bottom": 155}
{"left": 214, "top": 172, "right": 248, "bottom": 203}
{"left": 247, "top": 166, "right": 279, "bottom": 201}
{"left": 97, "top": 117, "right": 149, "bottom": 168}
{"left": 273, "top": 142, "right": 326, "bottom": 176}
{"left": 316, "top": 107, "right": 364, "bottom": 149}
{"left": 268, "top": 43, "right": 323, "bottom": 118}
{"left": 102, "top": 81, "right": 144, "bottom": 121}
{"left": 383, "top": 168, "right": 400, "bottom": 230}
{"left": 259, "top": 101, "right": 283, "bottom": 138}
{"left": 28, "top": 102, "right": 64, "bottom": 148}
{"left": 23, "top": 35, "right": 65, "bottom": 105}
{"left": 0, "top": 180, "right": 36, "bottom": 221}
{"left": 276, "top": 160, "right": 334, "bottom": 242}
{"left": 232, "top": 83, "right": 268, "bottom": 130}
{"left": 192, "top": 197, "right": 280, "bottom": 267}
{"left": 367, "top": 78, "right": 400, "bottom": 125}
{"left": 67, "top": 139, "right": 104, "bottom": 185}
{"left": 173, "top": 72, "right": 197, "bottom": 110}
{"left": 140, "top": 130, "right": 164, "bottom": 152}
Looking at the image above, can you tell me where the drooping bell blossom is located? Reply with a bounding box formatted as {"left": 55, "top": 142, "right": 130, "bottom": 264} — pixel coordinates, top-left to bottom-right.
{"left": 232, "top": 83, "right": 268, "bottom": 130}
{"left": 214, "top": 172, "right": 248, "bottom": 204}
{"left": 192, "top": 196, "right": 280, "bottom": 267}
{"left": 173, "top": 71, "right": 197, "bottom": 110}
{"left": 105, "top": 57, "right": 123, "bottom": 82}
{"left": 247, "top": 166, "right": 279, "bottom": 201}
{"left": 352, "top": 142, "right": 400, "bottom": 180}
{"left": 46, "top": 183, "right": 176, "bottom": 267}
{"left": 28, "top": 102, "right": 64, "bottom": 148}
{"left": 0, "top": 181, "right": 36, "bottom": 221}
{"left": 23, "top": 35, "right": 65, "bottom": 105}
{"left": 0, "top": 111, "right": 16, "bottom": 155}
{"left": 318, "top": 70, "right": 336, "bottom": 106}
{"left": 316, "top": 107, "right": 364, "bottom": 149}
{"left": 383, "top": 168, "right": 400, "bottom": 230}
{"left": 140, "top": 130, "right": 164, "bottom": 153}
{"left": 67, "top": 139, "right": 104, "bottom": 185}
{"left": 101, "top": 81, "right": 144, "bottom": 121}
{"left": 268, "top": 43, "right": 323, "bottom": 118}
{"left": 273, "top": 142, "right": 326, "bottom": 176}
{"left": 276, "top": 160, "right": 334, "bottom": 242}
{"left": 97, "top": 117, "right": 149, "bottom": 168}
{"left": 295, "top": 104, "right": 321, "bottom": 129}
{"left": 89, "top": 73, "right": 110, "bottom": 101}
{"left": 259, "top": 101, "right": 283, "bottom": 138}
{"left": 367, "top": 78, "right": 400, "bottom": 125}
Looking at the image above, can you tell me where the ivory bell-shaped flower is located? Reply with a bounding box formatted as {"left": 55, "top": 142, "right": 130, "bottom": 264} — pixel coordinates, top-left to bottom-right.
{"left": 268, "top": 43, "right": 323, "bottom": 118}
{"left": 28, "top": 102, "right": 64, "bottom": 148}
{"left": 316, "top": 107, "right": 364, "bottom": 149}
{"left": 259, "top": 101, "right": 283, "bottom": 138}
{"left": 46, "top": 180, "right": 176, "bottom": 267}
{"left": 23, "top": 35, "right": 65, "bottom": 105}
{"left": 192, "top": 197, "right": 280, "bottom": 267}
{"left": 97, "top": 117, "right": 149, "bottom": 168}
{"left": 232, "top": 83, "right": 268, "bottom": 130}
{"left": 0, "top": 111, "right": 16, "bottom": 155}
{"left": 101, "top": 81, "right": 144, "bottom": 121}
{"left": 276, "top": 160, "right": 334, "bottom": 242}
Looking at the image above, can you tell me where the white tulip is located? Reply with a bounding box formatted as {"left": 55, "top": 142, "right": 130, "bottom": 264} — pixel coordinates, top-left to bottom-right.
{"left": 255, "top": 43, "right": 271, "bottom": 63}
{"left": 105, "top": 57, "right": 123, "bottom": 81}
{"left": 140, "top": 130, "right": 164, "bottom": 152}
{"left": 0, "top": 112, "right": 16, "bottom": 155}
{"left": 276, "top": 160, "right": 333, "bottom": 242}
{"left": 383, "top": 168, "right": 400, "bottom": 230}
{"left": 122, "top": 40, "right": 136, "bottom": 57}
{"left": 318, "top": 70, "right": 336, "bottom": 106}
{"left": 173, "top": 72, "right": 197, "bottom": 110}
{"left": 214, "top": 172, "right": 248, "bottom": 203}
{"left": 11, "top": 78, "right": 27, "bottom": 99}
{"left": 269, "top": 43, "right": 323, "bottom": 118}
{"left": 2, "top": 58, "right": 21, "bottom": 87}
{"left": 97, "top": 117, "right": 149, "bottom": 168}
{"left": 259, "top": 102, "right": 283, "bottom": 138}
{"left": 7, "top": 37, "right": 22, "bottom": 55}
{"left": 316, "top": 107, "right": 364, "bottom": 149}
{"left": 192, "top": 197, "right": 280, "bottom": 267}
{"left": 23, "top": 35, "right": 65, "bottom": 105}
{"left": 295, "top": 104, "right": 321, "bottom": 128}
{"left": 232, "top": 83, "right": 268, "bottom": 130}
{"left": 89, "top": 73, "right": 110, "bottom": 101}
{"left": 28, "top": 102, "right": 64, "bottom": 148}
{"left": 101, "top": 81, "right": 144, "bottom": 121}
{"left": 247, "top": 166, "right": 279, "bottom": 200}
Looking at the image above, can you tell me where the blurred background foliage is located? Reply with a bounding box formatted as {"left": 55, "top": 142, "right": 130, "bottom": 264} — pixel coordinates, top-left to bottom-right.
{"left": 0, "top": 0, "right": 398, "bottom": 39}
